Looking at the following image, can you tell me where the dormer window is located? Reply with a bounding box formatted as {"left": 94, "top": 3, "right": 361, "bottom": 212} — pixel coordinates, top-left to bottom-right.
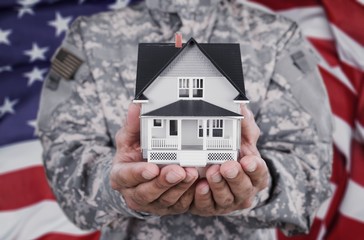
{"left": 178, "top": 77, "right": 204, "bottom": 99}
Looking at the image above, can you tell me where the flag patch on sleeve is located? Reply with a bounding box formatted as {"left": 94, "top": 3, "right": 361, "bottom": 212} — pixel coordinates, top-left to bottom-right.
{"left": 51, "top": 48, "right": 83, "bottom": 80}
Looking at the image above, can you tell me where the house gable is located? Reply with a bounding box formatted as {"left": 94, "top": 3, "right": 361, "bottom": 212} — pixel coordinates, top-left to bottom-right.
{"left": 159, "top": 42, "right": 222, "bottom": 77}
{"left": 134, "top": 38, "right": 248, "bottom": 102}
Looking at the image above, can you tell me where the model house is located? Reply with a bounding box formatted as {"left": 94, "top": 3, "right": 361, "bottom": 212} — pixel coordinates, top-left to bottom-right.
{"left": 133, "top": 34, "right": 248, "bottom": 167}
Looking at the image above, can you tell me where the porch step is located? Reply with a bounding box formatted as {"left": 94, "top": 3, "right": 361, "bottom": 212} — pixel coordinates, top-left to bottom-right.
{"left": 179, "top": 151, "right": 206, "bottom": 167}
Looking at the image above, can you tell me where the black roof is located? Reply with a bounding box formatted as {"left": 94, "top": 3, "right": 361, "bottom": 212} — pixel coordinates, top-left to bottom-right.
{"left": 142, "top": 100, "right": 243, "bottom": 118}
{"left": 135, "top": 38, "right": 248, "bottom": 101}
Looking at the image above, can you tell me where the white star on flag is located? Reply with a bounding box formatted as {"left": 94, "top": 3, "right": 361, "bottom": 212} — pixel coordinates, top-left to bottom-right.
{"left": 17, "top": 0, "right": 41, "bottom": 6}
{"left": 23, "top": 67, "right": 47, "bottom": 86}
{"left": 0, "top": 29, "right": 12, "bottom": 45}
{"left": 24, "top": 43, "right": 49, "bottom": 62}
{"left": 109, "top": 0, "right": 128, "bottom": 10}
{"left": 48, "top": 12, "right": 72, "bottom": 37}
{"left": 27, "top": 119, "right": 37, "bottom": 135}
{"left": 17, "top": 6, "right": 35, "bottom": 18}
{"left": 0, "top": 66, "right": 12, "bottom": 73}
{"left": 0, "top": 97, "right": 18, "bottom": 117}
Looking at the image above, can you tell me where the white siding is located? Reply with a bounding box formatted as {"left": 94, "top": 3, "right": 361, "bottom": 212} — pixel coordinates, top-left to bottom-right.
{"left": 160, "top": 44, "right": 222, "bottom": 77}
{"left": 140, "top": 44, "right": 242, "bottom": 151}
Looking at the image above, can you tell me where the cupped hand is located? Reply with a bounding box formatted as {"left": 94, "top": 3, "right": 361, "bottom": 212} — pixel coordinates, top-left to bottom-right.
{"left": 190, "top": 104, "right": 269, "bottom": 216}
{"left": 110, "top": 103, "right": 198, "bottom": 216}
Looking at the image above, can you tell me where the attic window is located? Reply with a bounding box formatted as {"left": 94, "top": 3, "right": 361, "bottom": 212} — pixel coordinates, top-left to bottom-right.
{"left": 178, "top": 77, "right": 204, "bottom": 99}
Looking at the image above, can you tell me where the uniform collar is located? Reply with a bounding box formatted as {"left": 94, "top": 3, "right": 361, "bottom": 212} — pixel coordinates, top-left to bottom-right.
{"left": 145, "top": 0, "right": 220, "bottom": 14}
{"left": 145, "top": 0, "right": 221, "bottom": 42}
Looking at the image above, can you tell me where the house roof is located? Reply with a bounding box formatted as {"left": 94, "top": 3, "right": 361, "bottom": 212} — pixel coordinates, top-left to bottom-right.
{"left": 134, "top": 38, "right": 248, "bottom": 101}
{"left": 142, "top": 100, "right": 243, "bottom": 118}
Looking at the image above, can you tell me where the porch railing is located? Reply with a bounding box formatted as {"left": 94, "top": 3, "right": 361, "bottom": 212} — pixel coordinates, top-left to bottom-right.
{"left": 206, "top": 138, "right": 232, "bottom": 149}
{"left": 151, "top": 138, "right": 178, "bottom": 149}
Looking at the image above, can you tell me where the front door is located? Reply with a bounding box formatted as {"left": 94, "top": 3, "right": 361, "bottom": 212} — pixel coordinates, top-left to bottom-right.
{"left": 181, "top": 120, "right": 203, "bottom": 150}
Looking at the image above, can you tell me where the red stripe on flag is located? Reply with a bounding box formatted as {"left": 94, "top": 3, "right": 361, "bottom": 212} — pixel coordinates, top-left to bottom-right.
{"left": 308, "top": 38, "right": 340, "bottom": 67}
{"left": 37, "top": 232, "right": 101, "bottom": 240}
{"left": 322, "top": 0, "right": 364, "bottom": 46}
{"left": 350, "top": 139, "right": 364, "bottom": 187}
{"left": 250, "top": 0, "right": 320, "bottom": 11}
{"left": 356, "top": 82, "right": 364, "bottom": 126}
{"left": 340, "top": 61, "right": 364, "bottom": 94}
{"left": 0, "top": 166, "right": 55, "bottom": 210}
{"left": 326, "top": 213, "right": 364, "bottom": 240}
{"left": 319, "top": 67, "right": 356, "bottom": 127}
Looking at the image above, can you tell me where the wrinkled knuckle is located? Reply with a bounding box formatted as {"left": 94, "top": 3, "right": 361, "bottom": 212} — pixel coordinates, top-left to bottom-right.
{"left": 222, "top": 196, "right": 234, "bottom": 207}
{"left": 133, "top": 190, "right": 151, "bottom": 204}
{"left": 243, "top": 185, "right": 254, "bottom": 196}
{"left": 242, "top": 198, "right": 253, "bottom": 209}
{"left": 173, "top": 203, "right": 189, "bottom": 214}
{"left": 158, "top": 197, "right": 176, "bottom": 207}
{"left": 154, "top": 179, "right": 169, "bottom": 190}
{"left": 125, "top": 199, "right": 142, "bottom": 212}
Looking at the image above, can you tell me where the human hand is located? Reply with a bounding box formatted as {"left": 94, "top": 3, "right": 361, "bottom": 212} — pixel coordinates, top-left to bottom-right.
{"left": 190, "top": 104, "right": 269, "bottom": 216}
{"left": 110, "top": 103, "right": 199, "bottom": 216}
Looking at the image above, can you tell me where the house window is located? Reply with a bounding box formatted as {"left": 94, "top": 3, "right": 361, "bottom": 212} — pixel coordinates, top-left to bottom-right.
{"left": 212, "top": 119, "right": 223, "bottom": 137}
{"left": 153, "top": 119, "right": 163, "bottom": 128}
{"left": 169, "top": 120, "right": 178, "bottom": 136}
{"left": 193, "top": 78, "right": 203, "bottom": 98}
{"left": 198, "top": 120, "right": 203, "bottom": 138}
{"left": 178, "top": 78, "right": 204, "bottom": 99}
{"left": 179, "top": 78, "right": 189, "bottom": 98}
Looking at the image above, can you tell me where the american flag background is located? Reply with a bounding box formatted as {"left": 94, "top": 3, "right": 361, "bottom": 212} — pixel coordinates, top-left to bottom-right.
{"left": 0, "top": 0, "right": 363, "bottom": 239}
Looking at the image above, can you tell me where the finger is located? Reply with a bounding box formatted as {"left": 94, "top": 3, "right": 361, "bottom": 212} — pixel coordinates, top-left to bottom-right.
{"left": 168, "top": 181, "right": 196, "bottom": 214}
{"left": 240, "top": 155, "right": 269, "bottom": 190}
{"left": 157, "top": 167, "right": 198, "bottom": 207}
{"left": 220, "top": 161, "right": 253, "bottom": 205}
{"left": 206, "top": 165, "right": 234, "bottom": 209}
{"left": 133, "top": 165, "right": 186, "bottom": 205}
{"left": 240, "top": 104, "right": 260, "bottom": 155}
{"left": 110, "top": 162, "right": 160, "bottom": 189}
{"left": 116, "top": 103, "right": 141, "bottom": 149}
{"left": 191, "top": 179, "right": 214, "bottom": 216}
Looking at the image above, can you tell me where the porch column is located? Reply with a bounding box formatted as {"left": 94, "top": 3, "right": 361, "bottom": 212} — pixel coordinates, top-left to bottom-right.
{"left": 178, "top": 119, "right": 182, "bottom": 150}
{"left": 203, "top": 119, "right": 207, "bottom": 150}
{"left": 232, "top": 119, "right": 237, "bottom": 150}
{"left": 148, "top": 118, "right": 152, "bottom": 150}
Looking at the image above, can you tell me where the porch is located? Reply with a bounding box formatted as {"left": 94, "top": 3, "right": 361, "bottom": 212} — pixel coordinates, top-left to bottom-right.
{"left": 150, "top": 138, "right": 234, "bottom": 150}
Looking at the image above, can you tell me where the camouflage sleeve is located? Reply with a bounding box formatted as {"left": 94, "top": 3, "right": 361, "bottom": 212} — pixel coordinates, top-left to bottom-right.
{"left": 37, "top": 17, "right": 148, "bottom": 230}
{"left": 225, "top": 23, "right": 333, "bottom": 235}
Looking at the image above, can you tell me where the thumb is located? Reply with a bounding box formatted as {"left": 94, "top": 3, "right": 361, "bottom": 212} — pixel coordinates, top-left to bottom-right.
{"left": 116, "top": 103, "right": 141, "bottom": 148}
{"left": 240, "top": 104, "right": 260, "bottom": 156}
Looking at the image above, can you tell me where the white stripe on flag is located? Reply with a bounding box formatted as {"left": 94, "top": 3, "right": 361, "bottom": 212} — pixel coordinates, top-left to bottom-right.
{"left": 0, "top": 200, "right": 93, "bottom": 240}
{"left": 355, "top": 121, "right": 364, "bottom": 143}
{"left": 0, "top": 140, "right": 43, "bottom": 174}
{"left": 340, "top": 180, "right": 364, "bottom": 223}
{"left": 331, "top": 24, "right": 364, "bottom": 70}
{"left": 333, "top": 116, "right": 352, "bottom": 170}
{"left": 278, "top": 7, "right": 333, "bottom": 40}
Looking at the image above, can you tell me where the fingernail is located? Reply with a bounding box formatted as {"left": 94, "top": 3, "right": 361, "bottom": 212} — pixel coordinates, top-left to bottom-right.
{"left": 142, "top": 170, "right": 156, "bottom": 180}
{"left": 166, "top": 171, "right": 183, "bottom": 184}
{"left": 200, "top": 185, "right": 209, "bottom": 194}
{"left": 211, "top": 172, "right": 222, "bottom": 183}
{"left": 245, "top": 159, "right": 257, "bottom": 172}
{"left": 184, "top": 172, "right": 195, "bottom": 183}
{"left": 225, "top": 167, "right": 238, "bottom": 179}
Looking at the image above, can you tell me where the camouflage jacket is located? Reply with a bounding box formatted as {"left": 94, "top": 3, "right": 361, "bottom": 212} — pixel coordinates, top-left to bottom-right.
{"left": 37, "top": 0, "right": 333, "bottom": 239}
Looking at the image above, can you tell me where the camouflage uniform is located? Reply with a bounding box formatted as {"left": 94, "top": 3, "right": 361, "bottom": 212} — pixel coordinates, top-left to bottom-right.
{"left": 37, "top": 0, "right": 333, "bottom": 239}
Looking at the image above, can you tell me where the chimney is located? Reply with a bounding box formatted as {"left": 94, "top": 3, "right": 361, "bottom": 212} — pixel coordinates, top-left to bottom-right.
{"left": 175, "top": 32, "right": 182, "bottom": 48}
